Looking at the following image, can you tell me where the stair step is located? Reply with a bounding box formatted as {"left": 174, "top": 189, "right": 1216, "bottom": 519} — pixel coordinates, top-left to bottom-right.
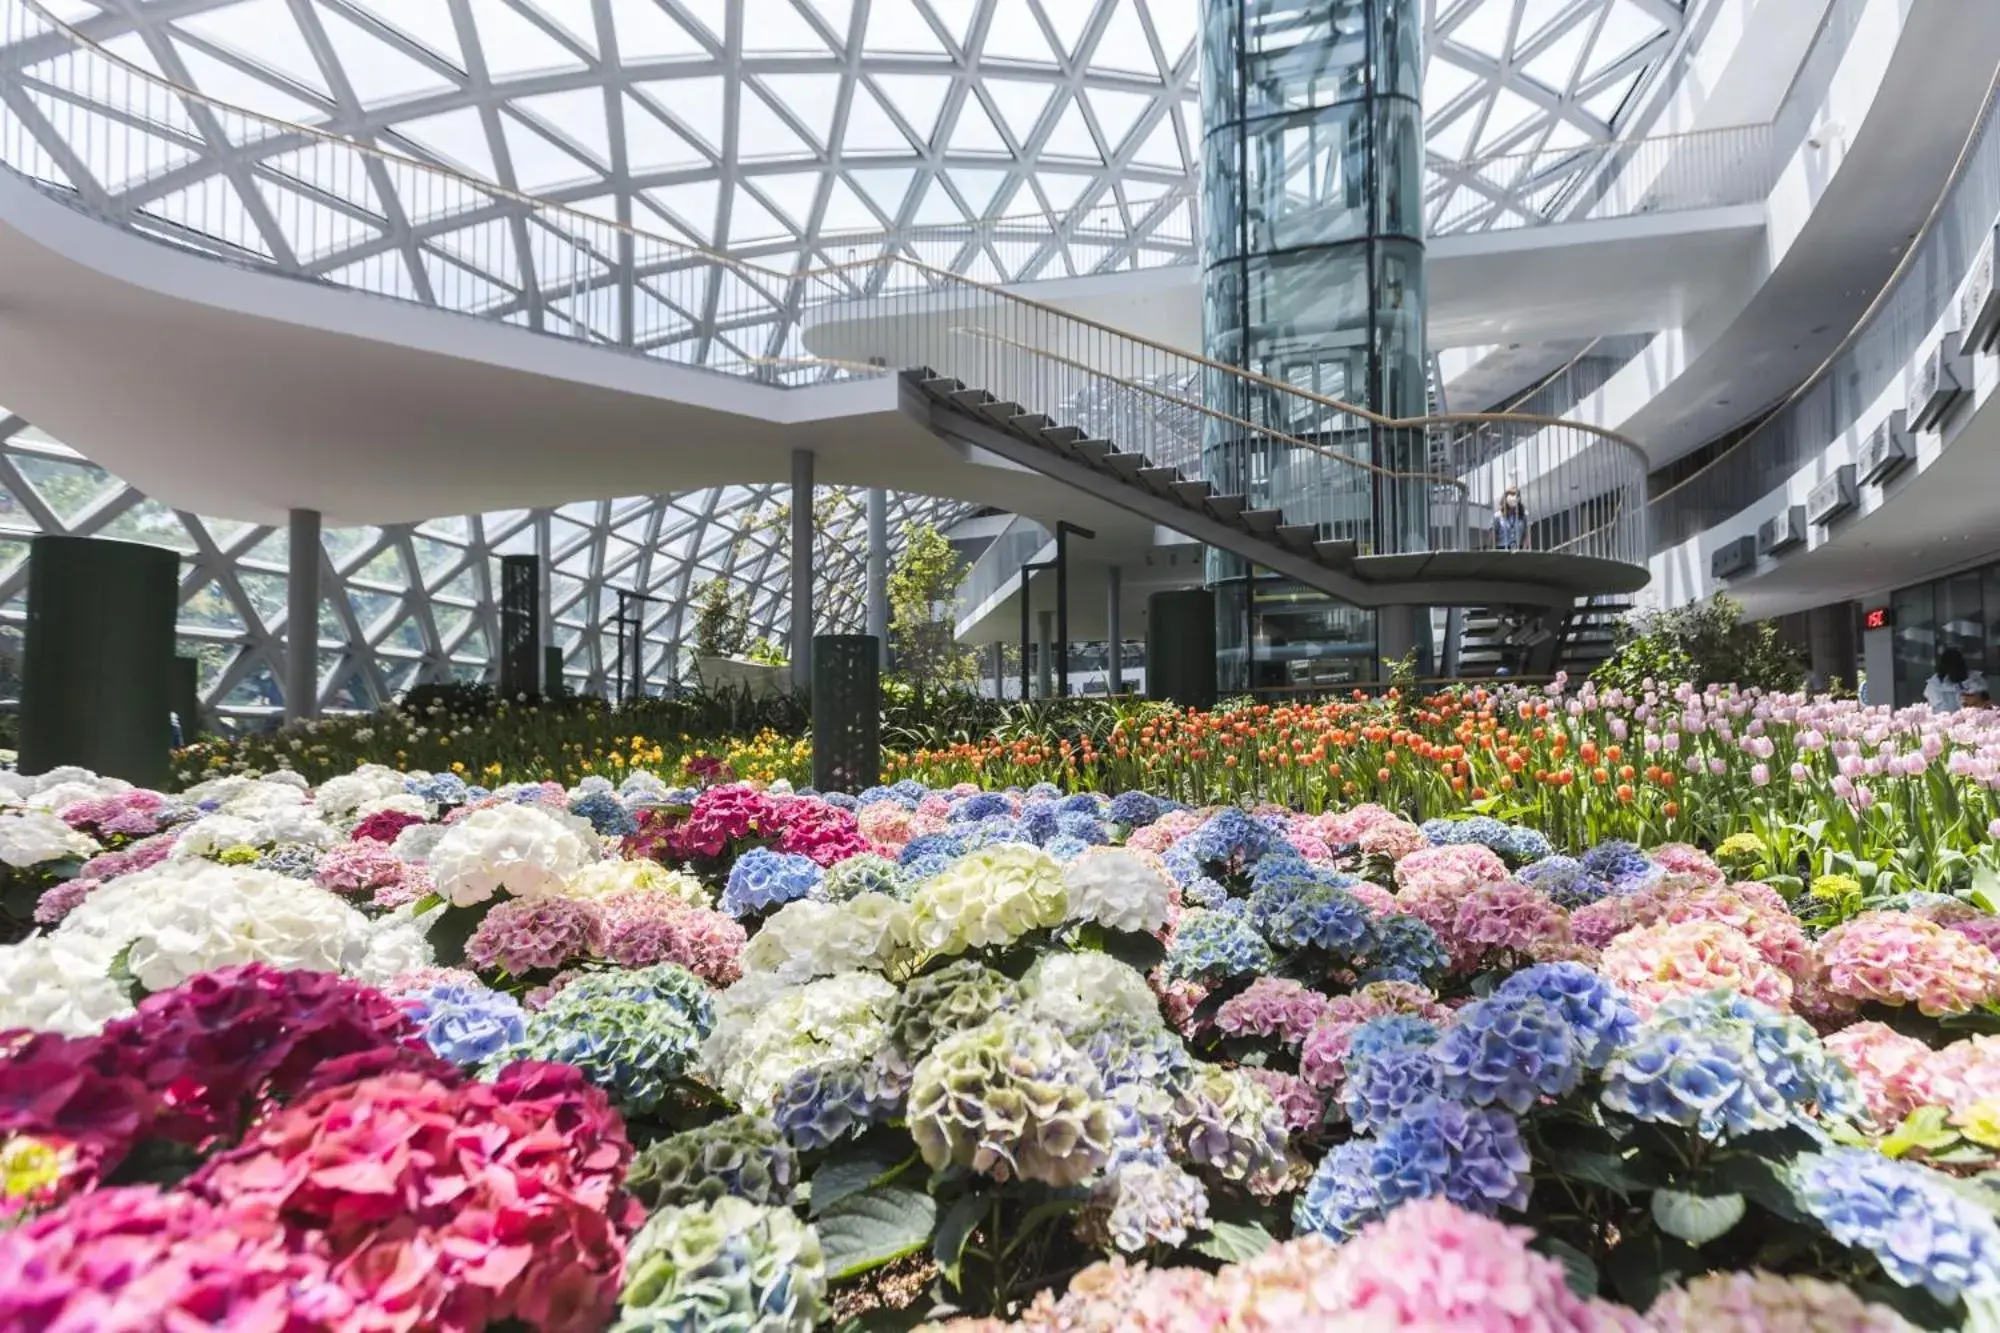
{"left": 1040, "top": 424, "right": 1084, "bottom": 446}
{"left": 1101, "top": 451, "right": 1146, "bottom": 480}
{"left": 1073, "top": 439, "right": 1114, "bottom": 464}
{"left": 1171, "top": 480, "right": 1213, "bottom": 506}
{"left": 1314, "top": 538, "right": 1358, "bottom": 566}
{"left": 1008, "top": 412, "right": 1053, "bottom": 437}
{"left": 920, "top": 375, "right": 964, "bottom": 396}
{"left": 1276, "top": 524, "right": 1319, "bottom": 552}
{"left": 949, "top": 388, "right": 995, "bottom": 410}
{"left": 1241, "top": 508, "right": 1284, "bottom": 536}
{"left": 976, "top": 399, "right": 1026, "bottom": 423}
{"left": 1206, "top": 493, "right": 1247, "bottom": 523}
{"left": 1137, "top": 466, "right": 1182, "bottom": 493}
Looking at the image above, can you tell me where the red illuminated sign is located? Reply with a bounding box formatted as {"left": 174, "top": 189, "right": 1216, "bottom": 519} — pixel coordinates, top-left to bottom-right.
{"left": 1864, "top": 607, "right": 1892, "bottom": 631}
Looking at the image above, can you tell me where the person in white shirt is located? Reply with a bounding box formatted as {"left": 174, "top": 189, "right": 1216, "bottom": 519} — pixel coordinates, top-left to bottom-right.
{"left": 1925, "top": 647, "right": 1989, "bottom": 712}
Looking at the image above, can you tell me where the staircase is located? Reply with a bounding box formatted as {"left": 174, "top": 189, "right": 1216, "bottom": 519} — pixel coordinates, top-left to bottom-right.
{"left": 1456, "top": 596, "right": 1633, "bottom": 680}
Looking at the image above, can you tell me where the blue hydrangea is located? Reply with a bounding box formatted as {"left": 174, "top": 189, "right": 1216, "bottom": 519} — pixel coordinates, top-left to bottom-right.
{"left": 719, "top": 847, "right": 823, "bottom": 917}
{"left": 1359, "top": 914, "right": 1450, "bottom": 985}
{"left": 856, "top": 785, "right": 908, "bottom": 808}
{"left": 889, "top": 779, "right": 931, "bottom": 803}
{"left": 1648, "top": 989, "right": 1863, "bottom": 1124}
{"left": 971, "top": 816, "right": 1031, "bottom": 847}
{"left": 820, "top": 792, "right": 858, "bottom": 811}
{"left": 1108, "top": 792, "right": 1163, "bottom": 827}
{"left": 406, "top": 772, "right": 470, "bottom": 807}
{"left": 1057, "top": 793, "right": 1102, "bottom": 816}
{"left": 1182, "top": 877, "right": 1229, "bottom": 909}
{"left": 1023, "top": 782, "right": 1062, "bottom": 800}
{"left": 952, "top": 792, "right": 1012, "bottom": 823}
{"left": 1018, "top": 801, "right": 1060, "bottom": 843}
{"left": 1516, "top": 856, "right": 1610, "bottom": 908}
{"left": 1433, "top": 993, "right": 1582, "bottom": 1114}
{"left": 814, "top": 852, "right": 902, "bottom": 903}
{"left": 1418, "top": 815, "right": 1554, "bottom": 865}
{"left": 770, "top": 1056, "right": 905, "bottom": 1151}
{"left": 1494, "top": 963, "right": 1638, "bottom": 1067}
{"left": 1601, "top": 1026, "right": 1788, "bottom": 1140}
{"left": 1073, "top": 1017, "right": 1196, "bottom": 1104}
{"left": 1582, "top": 840, "right": 1656, "bottom": 891}
{"left": 400, "top": 982, "right": 526, "bottom": 1065}
{"left": 898, "top": 832, "right": 968, "bottom": 865}
{"left": 1347, "top": 1014, "right": 1442, "bottom": 1064}
{"left": 494, "top": 964, "right": 713, "bottom": 1115}
{"left": 1296, "top": 1097, "right": 1532, "bottom": 1240}
{"left": 568, "top": 790, "right": 638, "bottom": 838}
{"left": 1163, "top": 908, "right": 1274, "bottom": 982}
{"left": 660, "top": 786, "right": 699, "bottom": 807}
{"left": 1185, "top": 807, "right": 1277, "bottom": 868}
{"left": 1161, "top": 845, "right": 1205, "bottom": 887}
{"left": 1793, "top": 1148, "right": 2000, "bottom": 1301}
{"left": 895, "top": 851, "right": 956, "bottom": 891}
{"left": 1344, "top": 1043, "right": 1440, "bottom": 1133}
{"left": 1248, "top": 877, "right": 1379, "bottom": 956}
{"left": 254, "top": 844, "right": 319, "bottom": 880}
{"left": 1245, "top": 850, "right": 1314, "bottom": 892}
{"left": 1043, "top": 835, "right": 1090, "bottom": 862}
{"left": 1055, "top": 811, "right": 1107, "bottom": 845}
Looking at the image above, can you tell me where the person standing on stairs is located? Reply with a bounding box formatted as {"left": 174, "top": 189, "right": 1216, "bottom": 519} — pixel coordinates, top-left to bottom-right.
{"left": 1494, "top": 487, "right": 1531, "bottom": 551}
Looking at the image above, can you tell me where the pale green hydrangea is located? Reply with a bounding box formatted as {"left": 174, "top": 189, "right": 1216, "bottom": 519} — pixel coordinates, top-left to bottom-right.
{"left": 624, "top": 1115, "right": 798, "bottom": 1211}
{"left": 884, "top": 959, "right": 1022, "bottom": 1059}
{"left": 907, "top": 1014, "right": 1114, "bottom": 1187}
{"left": 1022, "top": 951, "right": 1164, "bottom": 1033}
{"left": 907, "top": 844, "right": 1068, "bottom": 957}
{"left": 614, "top": 1196, "right": 825, "bottom": 1333}
{"left": 740, "top": 894, "right": 910, "bottom": 982}
{"left": 701, "top": 971, "right": 896, "bottom": 1107}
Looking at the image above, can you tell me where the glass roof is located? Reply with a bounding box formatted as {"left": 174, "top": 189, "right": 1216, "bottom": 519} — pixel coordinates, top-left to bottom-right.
{"left": 5, "top": 0, "right": 1692, "bottom": 370}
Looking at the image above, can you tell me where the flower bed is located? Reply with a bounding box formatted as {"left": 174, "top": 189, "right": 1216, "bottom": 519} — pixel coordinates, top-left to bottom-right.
{"left": 5, "top": 696, "right": 2000, "bottom": 1327}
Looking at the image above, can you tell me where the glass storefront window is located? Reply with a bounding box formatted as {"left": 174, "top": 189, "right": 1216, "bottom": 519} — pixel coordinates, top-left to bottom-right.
{"left": 1892, "top": 584, "right": 1936, "bottom": 708}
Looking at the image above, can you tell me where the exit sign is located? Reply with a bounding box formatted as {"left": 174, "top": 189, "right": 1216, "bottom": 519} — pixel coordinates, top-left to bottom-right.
{"left": 1864, "top": 606, "right": 1892, "bottom": 631}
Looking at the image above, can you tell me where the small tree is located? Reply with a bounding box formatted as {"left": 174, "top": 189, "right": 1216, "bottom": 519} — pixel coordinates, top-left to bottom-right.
{"left": 1593, "top": 592, "right": 1807, "bottom": 693}
{"left": 691, "top": 578, "right": 749, "bottom": 659}
{"left": 888, "top": 522, "right": 977, "bottom": 702}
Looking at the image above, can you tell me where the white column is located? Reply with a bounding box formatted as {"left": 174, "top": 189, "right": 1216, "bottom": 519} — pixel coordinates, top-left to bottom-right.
{"left": 866, "top": 488, "right": 889, "bottom": 668}
{"left": 285, "top": 509, "right": 321, "bottom": 724}
{"left": 790, "top": 450, "right": 814, "bottom": 693}
{"left": 1106, "top": 565, "right": 1124, "bottom": 693}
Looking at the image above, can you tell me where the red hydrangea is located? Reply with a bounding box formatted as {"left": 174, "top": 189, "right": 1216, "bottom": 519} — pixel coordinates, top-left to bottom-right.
{"left": 772, "top": 797, "right": 874, "bottom": 867}
{"left": 351, "top": 810, "right": 428, "bottom": 844}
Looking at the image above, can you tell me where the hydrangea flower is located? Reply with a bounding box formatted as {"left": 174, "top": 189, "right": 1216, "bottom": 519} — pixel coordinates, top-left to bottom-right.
{"left": 888, "top": 958, "right": 1023, "bottom": 1056}
{"left": 1344, "top": 1039, "right": 1441, "bottom": 1133}
{"left": 1601, "top": 991, "right": 1846, "bottom": 1141}
{"left": 1294, "top": 1098, "right": 1531, "bottom": 1240}
{"left": 908, "top": 844, "right": 1069, "bottom": 957}
{"left": 1163, "top": 908, "right": 1274, "bottom": 983}
{"left": 1358, "top": 913, "right": 1451, "bottom": 984}
{"left": 617, "top": 1196, "right": 825, "bottom": 1333}
{"left": 1179, "top": 1066, "right": 1292, "bottom": 1196}
{"left": 1817, "top": 910, "right": 2000, "bottom": 1016}
{"left": 496, "top": 964, "right": 713, "bottom": 1115}
{"left": 952, "top": 792, "right": 1013, "bottom": 823}
{"left": 568, "top": 790, "right": 638, "bottom": 838}
{"left": 740, "top": 894, "right": 910, "bottom": 981}
{"left": 425, "top": 802, "right": 597, "bottom": 906}
{"left": 1823, "top": 1021, "right": 1932, "bottom": 1125}
{"left": 1063, "top": 848, "right": 1175, "bottom": 935}
{"left": 770, "top": 1054, "right": 906, "bottom": 1151}
{"left": 1109, "top": 792, "right": 1163, "bottom": 827}
{"left": 1247, "top": 873, "right": 1379, "bottom": 957}
{"left": 1792, "top": 1147, "right": 2000, "bottom": 1301}
{"left": 564, "top": 858, "right": 713, "bottom": 907}
{"left": 1184, "top": 807, "right": 1277, "bottom": 869}
{"left": 1432, "top": 992, "right": 1583, "bottom": 1113}
{"left": 908, "top": 1015, "right": 1113, "bottom": 1187}
{"left": 1213, "top": 977, "right": 1329, "bottom": 1045}
{"left": 815, "top": 852, "right": 903, "bottom": 903}
{"left": 719, "top": 847, "right": 823, "bottom": 918}
{"left": 1073, "top": 1015, "right": 1196, "bottom": 1105}
{"left": 596, "top": 895, "right": 746, "bottom": 986}
{"left": 398, "top": 982, "right": 527, "bottom": 1065}
{"left": 0, "top": 934, "right": 136, "bottom": 1036}
{"left": 1647, "top": 1269, "right": 1918, "bottom": 1333}
{"left": 1517, "top": 855, "right": 1609, "bottom": 908}
{"left": 465, "top": 895, "right": 606, "bottom": 974}
{"left": 625, "top": 1114, "right": 798, "bottom": 1211}
{"left": 1089, "top": 1161, "right": 1210, "bottom": 1254}
{"left": 1494, "top": 962, "right": 1638, "bottom": 1067}
{"left": 1600, "top": 919, "right": 1794, "bottom": 1014}
{"left": 1582, "top": 839, "right": 1656, "bottom": 890}
{"left": 1299, "top": 992, "right": 1451, "bottom": 1091}
{"left": 704, "top": 972, "right": 896, "bottom": 1107}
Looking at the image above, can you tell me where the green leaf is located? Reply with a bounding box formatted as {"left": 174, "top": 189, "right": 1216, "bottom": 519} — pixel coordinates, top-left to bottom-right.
{"left": 411, "top": 891, "right": 444, "bottom": 916}
{"left": 1193, "top": 1220, "right": 1275, "bottom": 1264}
{"left": 932, "top": 1194, "right": 986, "bottom": 1289}
{"left": 1532, "top": 1236, "right": 1599, "bottom": 1298}
{"left": 1102, "top": 928, "right": 1167, "bottom": 974}
{"left": 1544, "top": 1148, "right": 1649, "bottom": 1196}
{"left": 1650, "top": 1189, "right": 1745, "bottom": 1245}
{"left": 816, "top": 1184, "right": 939, "bottom": 1281}
{"left": 809, "top": 1148, "right": 914, "bottom": 1218}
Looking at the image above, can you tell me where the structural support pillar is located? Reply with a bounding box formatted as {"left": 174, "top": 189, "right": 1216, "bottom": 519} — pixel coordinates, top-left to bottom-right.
{"left": 790, "top": 450, "right": 814, "bottom": 694}
{"left": 1809, "top": 601, "right": 1860, "bottom": 694}
{"left": 989, "top": 642, "right": 1004, "bottom": 699}
{"left": 1106, "top": 565, "right": 1124, "bottom": 693}
{"left": 1377, "top": 604, "right": 1419, "bottom": 681}
{"left": 534, "top": 510, "right": 553, "bottom": 692}
{"left": 286, "top": 509, "right": 321, "bottom": 724}
{"left": 1036, "top": 609, "right": 1055, "bottom": 699}
{"left": 866, "top": 488, "right": 890, "bottom": 669}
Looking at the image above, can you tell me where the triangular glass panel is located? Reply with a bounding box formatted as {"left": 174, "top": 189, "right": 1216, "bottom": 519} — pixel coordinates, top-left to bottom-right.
{"left": 180, "top": 580, "right": 246, "bottom": 631}
{"left": 168, "top": 42, "right": 329, "bottom": 128}
{"left": 339, "top": 0, "right": 466, "bottom": 70}
{"left": 377, "top": 615, "right": 428, "bottom": 652}
{"left": 1088, "top": 0, "right": 1156, "bottom": 76}
{"left": 947, "top": 167, "right": 1010, "bottom": 216}
{"left": 622, "top": 94, "right": 708, "bottom": 172}
{"left": 501, "top": 112, "right": 594, "bottom": 191}
{"left": 923, "top": 0, "right": 978, "bottom": 49}
{"left": 1129, "top": 114, "right": 1182, "bottom": 169}
{"left": 980, "top": 5, "right": 1055, "bottom": 62}
{"left": 1427, "top": 109, "right": 1477, "bottom": 159}
{"left": 842, "top": 82, "right": 914, "bottom": 154}
{"left": 177, "top": 0, "right": 331, "bottom": 95}
{"left": 873, "top": 73, "right": 952, "bottom": 144}
{"left": 1087, "top": 88, "right": 1151, "bottom": 151}
{"left": 673, "top": 0, "right": 728, "bottom": 43}
{"left": 818, "top": 175, "right": 880, "bottom": 232}
{"left": 1478, "top": 88, "right": 1542, "bottom": 154}
{"left": 757, "top": 73, "right": 843, "bottom": 143}
{"left": 1039, "top": 0, "right": 1092, "bottom": 59}
{"left": 429, "top": 217, "right": 520, "bottom": 286}
{"left": 949, "top": 91, "right": 1009, "bottom": 154}
{"left": 260, "top": 145, "right": 385, "bottom": 216}
{"left": 224, "top": 663, "right": 283, "bottom": 709}
{"left": 236, "top": 570, "right": 289, "bottom": 625}
{"left": 1035, "top": 170, "right": 1092, "bottom": 213}
{"left": 983, "top": 78, "right": 1054, "bottom": 142}
{"left": 1424, "top": 58, "right": 1482, "bottom": 116}
{"left": 354, "top": 547, "right": 408, "bottom": 584}
{"left": 736, "top": 85, "right": 816, "bottom": 159}
{"left": 522, "top": 0, "right": 601, "bottom": 56}
{"left": 909, "top": 183, "right": 965, "bottom": 228}
{"left": 741, "top": 1, "right": 833, "bottom": 54}
{"left": 1448, "top": 1, "right": 1511, "bottom": 60}
{"left": 315, "top": 6, "right": 457, "bottom": 103}
{"left": 746, "top": 172, "right": 823, "bottom": 230}
{"left": 1522, "top": 18, "right": 1592, "bottom": 94}
{"left": 1146, "top": 0, "right": 1198, "bottom": 66}
{"left": 800, "top": 0, "right": 855, "bottom": 43}
{"left": 473, "top": 0, "right": 589, "bottom": 79}
{"left": 326, "top": 667, "right": 375, "bottom": 710}
{"left": 635, "top": 76, "right": 726, "bottom": 151}
{"left": 642, "top": 180, "right": 720, "bottom": 243}
{"left": 609, "top": 0, "right": 706, "bottom": 59}
{"left": 1582, "top": 71, "right": 1643, "bottom": 126}
{"left": 24, "top": 92, "right": 196, "bottom": 193}
{"left": 516, "top": 88, "right": 613, "bottom": 163}
{"left": 1044, "top": 97, "right": 1100, "bottom": 161}
{"left": 390, "top": 106, "right": 501, "bottom": 180}
{"left": 348, "top": 587, "right": 401, "bottom": 630}
{"left": 865, "top": 0, "right": 947, "bottom": 55}
{"left": 421, "top": 250, "right": 513, "bottom": 311}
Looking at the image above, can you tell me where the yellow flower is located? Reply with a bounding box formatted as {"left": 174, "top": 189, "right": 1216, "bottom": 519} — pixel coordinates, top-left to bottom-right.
{"left": 1960, "top": 1101, "right": 2000, "bottom": 1149}
{"left": 1, "top": 1136, "right": 73, "bottom": 1203}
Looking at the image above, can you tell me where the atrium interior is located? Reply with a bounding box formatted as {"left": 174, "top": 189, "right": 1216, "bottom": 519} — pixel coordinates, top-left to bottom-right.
{"left": 0, "top": 0, "right": 1995, "bottom": 719}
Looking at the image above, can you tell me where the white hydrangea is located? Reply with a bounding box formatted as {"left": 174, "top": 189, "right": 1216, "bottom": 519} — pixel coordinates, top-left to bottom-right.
{"left": 24, "top": 778, "right": 129, "bottom": 814}
{"left": 618, "top": 770, "right": 673, "bottom": 805}
{"left": 250, "top": 808, "right": 337, "bottom": 849}
{"left": 562, "top": 859, "right": 712, "bottom": 907}
{"left": 169, "top": 814, "right": 266, "bottom": 860}
{"left": 390, "top": 822, "right": 448, "bottom": 863}
{"left": 355, "top": 792, "right": 429, "bottom": 821}
{"left": 0, "top": 810, "right": 98, "bottom": 868}
{"left": 741, "top": 894, "right": 911, "bottom": 983}
{"left": 350, "top": 904, "right": 436, "bottom": 986}
{"left": 198, "top": 776, "right": 311, "bottom": 817}
{"left": 55, "top": 863, "right": 372, "bottom": 992}
{"left": 701, "top": 970, "right": 798, "bottom": 1073}
{"left": 908, "top": 844, "right": 1068, "bottom": 957}
{"left": 426, "top": 803, "right": 598, "bottom": 907}
{"left": 703, "top": 971, "right": 896, "bottom": 1106}
{"left": 1063, "top": 848, "right": 1175, "bottom": 935}
{"left": 1022, "top": 952, "right": 1164, "bottom": 1032}
{"left": 0, "top": 934, "right": 132, "bottom": 1035}
{"left": 313, "top": 765, "right": 411, "bottom": 819}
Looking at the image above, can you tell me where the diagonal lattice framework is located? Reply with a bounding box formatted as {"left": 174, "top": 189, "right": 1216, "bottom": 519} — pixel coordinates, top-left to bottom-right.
{"left": 0, "top": 408, "right": 965, "bottom": 720}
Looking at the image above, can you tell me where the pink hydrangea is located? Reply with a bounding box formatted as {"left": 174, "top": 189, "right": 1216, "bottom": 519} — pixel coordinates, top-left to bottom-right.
{"left": 1662, "top": 886, "right": 1813, "bottom": 978}
{"left": 1127, "top": 809, "right": 1201, "bottom": 854}
{"left": 1448, "top": 879, "right": 1572, "bottom": 971}
{"left": 1213, "top": 977, "right": 1330, "bottom": 1046}
{"left": 1314, "top": 803, "right": 1402, "bottom": 846}
{"left": 57, "top": 790, "right": 170, "bottom": 840}
{"left": 371, "top": 861, "right": 434, "bottom": 910}
{"left": 1393, "top": 843, "right": 1510, "bottom": 897}
{"left": 1299, "top": 982, "right": 1452, "bottom": 1091}
{"left": 1310, "top": 1198, "right": 1645, "bottom": 1331}
{"left": 76, "top": 831, "right": 175, "bottom": 882}
{"left": 464, "top": 896, "right": 607, "bottom": 974}
{"left": 915, "top": 793, "right": 953, "bottom": 820}
{"left": 1357, "top": 817, "right": 1426, "bottom": 861}
{"left": 1648, "top": 842, "right": 1725, "bottom": 888}
{"left": 1240, "top": 1068, "right": 1324, "bottom": 1135}
{"left": 772, "top": 797, "right": 874, "bottom": 866}
{"left": 1817, "top": 911, "right": 2000, "bottom": 1016}
{"left": 1899, "top": 1034, "right": 2000, "bottom": 1113}
{"left": 1344, "top": 880, "right": 1399, "bottom": 917}
{"left": 1823, "top": 1021, "right": 1933, "bottom": 1125}
{"left": 1599, "top": 920, "right": 1794, "bottom": 1015}
{"left": 32, "top": 877, "right": 96, "bottom": 925}
{"left": 1950, "top": 916, "right": 2000, "bottom": 957}
{"left": 674, "top": 783, "right": 780, "bottom": 858}
{"left": 313, "top": 840, "right": 408, "bottom": 895}
{"left": 596, "top": 892, "right": 746, "bottom": 987}
{"left": 1285, "top": 831, "right": 1334, "bottom": 862}
{"left": 997, "top": 1257, "right": 1232, "bottom": 1333}
{"left": 378, "top": 966, "right": 483, "bottom": 995}
{"left": 1647, "top": 1270, "right": 1913, "bottom": 1333}
{"left": 856, "top": 803, "right": 942, "bottom": 852}
{"left": 1567, "top": 874, "right": 1724, "bottom": 950}
{"left": 1147, "top": 967, "right": 1210, "bottom": 1037}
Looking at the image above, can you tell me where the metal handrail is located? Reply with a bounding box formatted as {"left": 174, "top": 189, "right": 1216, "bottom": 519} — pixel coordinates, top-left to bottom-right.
{"left": 1649, "top": 61, "right": 2000, "bottom": 513}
